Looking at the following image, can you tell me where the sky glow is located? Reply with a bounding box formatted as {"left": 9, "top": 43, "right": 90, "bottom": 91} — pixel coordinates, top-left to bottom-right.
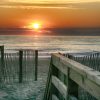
{"left": 0, "top": 0, "right": 100, "bottom": 28}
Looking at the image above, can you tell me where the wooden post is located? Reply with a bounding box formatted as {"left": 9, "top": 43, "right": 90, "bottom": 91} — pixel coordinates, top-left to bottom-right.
{"left": 66, "top": 68, "right": 78, "bottom": 100}
{"left": 0, "top": 45, "right": 4, "bottom": 82}
{"left": 19, "top": 50, "right": 23, "bottom": 83}
{"left": 43, "top": 58, "right": 53, "bottom": 100}
{"left": 51, "top": 64, "right": 59, "bottom": 100}
{"left": 1, "top": 46, "right": 4, "bottom": 66}
{"left": 1, "top": 45, "right": 4, "bottom": 64}
{"left": 66, "top": 55, "right": 78, "bottom": 99}
{"left": 35, "top": 50, "right": 38, "bottom": 81}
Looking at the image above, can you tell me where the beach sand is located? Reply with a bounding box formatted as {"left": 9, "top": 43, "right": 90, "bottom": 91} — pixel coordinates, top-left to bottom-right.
{"left": 0, "top": 57, "right": 51, "bottom": 100}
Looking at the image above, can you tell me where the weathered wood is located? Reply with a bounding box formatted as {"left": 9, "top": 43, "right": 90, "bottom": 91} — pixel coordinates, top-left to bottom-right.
{"left": 51, "top": 64, "right": 59, "bottom": 100}
{"left": 52, "top": 95, "right": 59, "bottom": 100}
{"left": 0, "top": 46, "right": 4, "bottom": 60}
{"left": 70, "top": 69, "right": 100, "bottom": 100}
{"left": 44, "top": 53, "right": 100, "bottom": 100}
{"left": 67, "top": 68, "right": 78, "bottom": 100}
{"left": 43, "top": 58, "right": 53, "bottom": 100}
{"left": 52, "top": 76, "right": 67, "bottom": 99}
{"left": 52, "top": 53, "right": 100, "bottom": 86}
{"left": 52, "top": 53, "right": 68, "bottom": 76}
{"left": 35, "top": 50, "right": 38, "bottom": 81}
{"left": 52, "top": 53, "right": 100, "bottom": 99}
{"left": 0, "top": 45, "right": 4, "bottom": 82}
{"left": 19, "top": 50, "right": 23, "bottom": 83}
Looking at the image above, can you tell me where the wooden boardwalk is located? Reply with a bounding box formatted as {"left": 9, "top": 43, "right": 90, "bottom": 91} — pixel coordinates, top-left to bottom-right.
{"left": 43, "top": 53, "right": 100, "bottom": 100}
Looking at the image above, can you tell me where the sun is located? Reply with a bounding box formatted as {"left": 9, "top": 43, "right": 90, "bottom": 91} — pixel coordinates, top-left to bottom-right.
{"left": 32, "top": 23, "right": 40, "bottom": 29}
{"left": 25, "top": 22, "right": 42, "bottom": 30}
{"left": 33, "top": 23, "right": 40, "bottom": 29}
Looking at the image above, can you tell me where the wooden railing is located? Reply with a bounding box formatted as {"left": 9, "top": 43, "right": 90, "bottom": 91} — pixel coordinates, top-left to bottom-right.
{"left": 43, "top": 53, "right": 100, "bottom": 100}
{"left": 64, "top": 52, "right": 100, "bottom": 72}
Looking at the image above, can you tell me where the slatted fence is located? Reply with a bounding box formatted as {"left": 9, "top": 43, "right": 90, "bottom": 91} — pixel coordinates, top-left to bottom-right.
{"left": 0, "top": 46, "right": 38, "bottom": 84}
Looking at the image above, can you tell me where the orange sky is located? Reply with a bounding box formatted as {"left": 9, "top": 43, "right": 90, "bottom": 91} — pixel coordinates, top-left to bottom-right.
{"left": 0, "top": 1, "right": 100, "bottom": 28}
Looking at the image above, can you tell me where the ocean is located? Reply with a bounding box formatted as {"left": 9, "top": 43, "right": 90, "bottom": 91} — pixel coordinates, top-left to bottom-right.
{"left": 0, "top": 35, "right": 100, "bottom": 54}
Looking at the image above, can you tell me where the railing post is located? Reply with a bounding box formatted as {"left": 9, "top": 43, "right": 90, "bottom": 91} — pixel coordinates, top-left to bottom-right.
{"left": 43, "top": 58, "right": 53, "bottom": 100}
{"left": 35, "top": 50, "right": 38, "bottom": 81}
{"left": 0, "top": 45, "right": 4, "bottom": 82}
{"left": 66, "top": 68, "right": 78, "bottom": 100}
{"left": 19, "top": 50, "right": 23, "bottom": 83}
{"left": 51, "top": 63, "right": 59, "bottom": 100}
{"left": 66, "top": 55, "right": 78, "bottom": 99}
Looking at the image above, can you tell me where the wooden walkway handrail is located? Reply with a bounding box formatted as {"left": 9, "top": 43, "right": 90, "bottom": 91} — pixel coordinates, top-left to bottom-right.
{"left": 52, "top": 53, "right": 100, "bottom": 85}
{"left": 43, "top": 53, "right": 100, "bottom": 100}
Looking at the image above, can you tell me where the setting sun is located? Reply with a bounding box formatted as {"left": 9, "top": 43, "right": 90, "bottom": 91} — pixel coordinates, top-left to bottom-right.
{"left": 26, "top": 22, "right": 42, "bottom": 30}
{"left": 32, "top": 23, "right": 40, "bottom": 29}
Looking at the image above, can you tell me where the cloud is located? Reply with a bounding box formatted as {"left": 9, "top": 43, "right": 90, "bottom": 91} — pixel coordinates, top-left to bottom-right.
{"left": 0, "top": 2, "right": 100, "bottom": 10}
{"left": 0, "top": 3, "right": 78, "bottom": 9}
{"left": 0, "top": 5, "right": 76, "bottom": 10}
{"left": 1, "top": 0, "right": 100, "bottom": 3}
